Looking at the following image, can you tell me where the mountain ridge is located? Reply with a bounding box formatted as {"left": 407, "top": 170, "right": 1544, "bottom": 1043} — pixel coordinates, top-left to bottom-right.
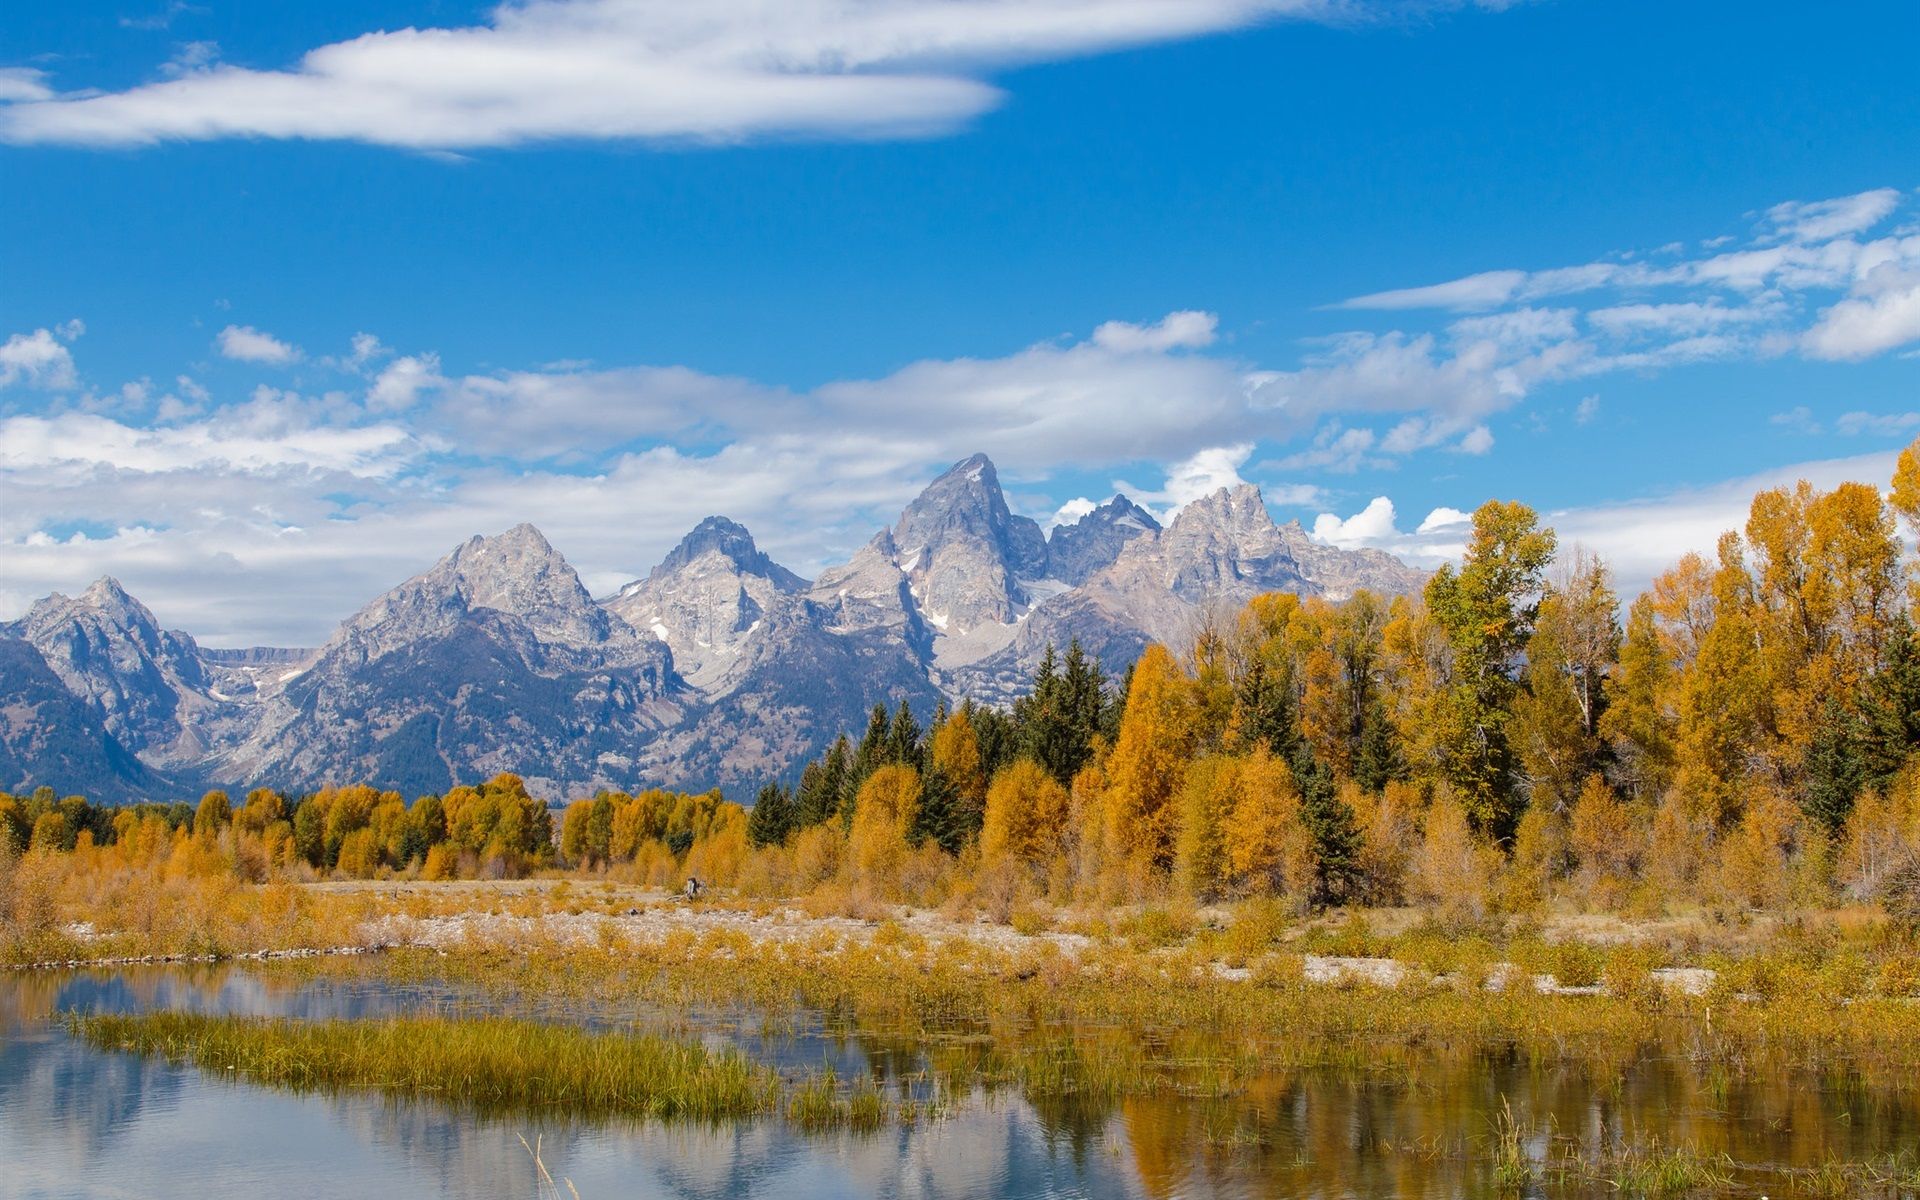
{"left": 1, "top": 454, "right": 1428, "bottom": 801}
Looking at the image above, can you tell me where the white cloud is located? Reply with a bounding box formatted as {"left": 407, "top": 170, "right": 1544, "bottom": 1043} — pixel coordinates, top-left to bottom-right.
{"left": 1548, "top": 450, "right": 1906, "bottom": 596}
{"left": 0, "top": 408, "right": 414, "bottom": 478}
{"left": 1046, "top": 497, "right": 1098, "bottom": 529}
{"left": 1260, "top": 482, "right": 1325, "bottom": 507}
{"left": 1090, "top": 310, "right": 1218, "bottom": 353}
{"left": 1834, "top": 411, "right": 1920, "bottom": 438}
{"left": 0, "top": 69, "right": 51, "bottom": 103}
{"left": 1416, "top": 506, "right": 1470, "bottom": 533}
{"left": 1770, "top": 405, "right": 1822, "bottom": 435}
{"left": 345, "top": 332, "right": 389, "bottom": 371}
{"left": 0, "top": 0, "right": 1520, "bottom": 152}
{"left": 1114, "top": 443, "right": 1254, "bottom": 521}
{"left": 1456, "top": 424, "right": 1494, "bottom": 454}
{"left": 1311, "top": 496, "right": 1399, "bottom": 547}
{"left": 1448, "top": 306, "right": 1579, "bottom": 352}
{"left": 1267, "top": 424, "right": 1381, "bottom": 473}
{"left": 1332, "top": 188, "right": 1920, "bottom": 374}
{"left": 368, "top": 353, "right": 443, "bottom": 412}
{"left": 1341, "top": 269, "right": 1526, "bottom": 312}
{"left": 1803, "top": 259, "right": 1920, "bottom": 361}
{"left": 1763, "top": 188, "right": 1903, "bottom": 244}
{"left": 160, "top": 40, "right": 221, "bottom": 78}
{"left": 0, "top": 328, "right": 80, "bottom": 390}
{"left": 1585, "top": 299, "right": 1780, "bottom": 338}
{"left": 1574, "top": 394, "right": 1599, "bottom": 424}
{"left": 216, "top": 324, "right": 302, "bottom": 365}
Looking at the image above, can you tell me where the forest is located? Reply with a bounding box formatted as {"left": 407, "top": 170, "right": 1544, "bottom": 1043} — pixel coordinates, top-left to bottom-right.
{"left": 9, "top": 440, "right": 1920, "bottom": 928}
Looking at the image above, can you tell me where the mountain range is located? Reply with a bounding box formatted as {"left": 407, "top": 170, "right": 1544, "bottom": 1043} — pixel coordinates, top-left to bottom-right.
{"left": 0, "top": 453, "right": 1426, "bottom": 802}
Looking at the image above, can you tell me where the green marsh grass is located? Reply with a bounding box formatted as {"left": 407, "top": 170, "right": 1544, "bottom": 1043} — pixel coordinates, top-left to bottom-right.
{"left": 69, "top": 1010, "right": 780, "bottom": 1122}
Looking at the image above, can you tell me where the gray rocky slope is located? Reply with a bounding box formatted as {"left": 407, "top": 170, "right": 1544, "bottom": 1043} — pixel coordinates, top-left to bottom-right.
{"left": 0, "top": 454, "right": 1426, "bottom": 801}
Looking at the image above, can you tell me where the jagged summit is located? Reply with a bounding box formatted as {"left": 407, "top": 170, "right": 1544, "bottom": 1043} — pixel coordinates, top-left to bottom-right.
{"left": 894, "top": 453, "right": 1048, "bottom": 580}
{"left": 889, "top": 453, "right": 1049, "bottom": 644}
{"left": 326, "top": 524, "right": 631, "bottom": 667}
{"left": 1047, "top": 495, "right": 1162, "bottom": 586}
{"left": 645, "top": 516, "right": 806, "bottom": 592}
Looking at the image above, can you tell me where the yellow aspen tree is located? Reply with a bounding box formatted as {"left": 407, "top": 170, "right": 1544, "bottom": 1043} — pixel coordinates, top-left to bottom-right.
{"left": 193, "top": 790, "right": 232, "bottom": 839}
{"left": 1187, "top": 621, "right": 1236, "bottom": 753}
{"left": 1173, "top": 756, "right": 1236, "bottom": 899}
{"left": 849, "top": 764, "right": 921, "bottom": 884}
{"left": 1511, "top": 593, "right": 1593, "bottom": 812}
{"left": 1806, "top": 481, "right": 1901, "bottom": 691}
{"left": 1225, "top": 747, "right": 1316, "bottom": 903}
{"left": 1671, "top": 535, "right": 1768, "bottom": 826}
{"left": 1379, "top": 596, "right": 1451, "bottom": 783}
{"left": 1890, "top": 437, "right": 1920, "bottom": 606}
{"left": 1600, "top": 595, "right": 1678, "bottom": 801}
{"left": 980, "top": 759, "right": 1070, "bottom": 869}
{"left": 1837, "top": 775, "right": 1920, "bottom": 902}
{"left": 929, "top": 705, "right": 988, "bottom": 835}
{"left": 1103, "top": 644, "right": 1196, "bottom": 873}
{"left": 1412, "top": 791, "right": 1497, "bottom": 919}
{"left": 1347, "top": 778, "right": 1417, "bottom": 906}
{"left": 1298, "top": 645, "right": 1349, "bottom": 775}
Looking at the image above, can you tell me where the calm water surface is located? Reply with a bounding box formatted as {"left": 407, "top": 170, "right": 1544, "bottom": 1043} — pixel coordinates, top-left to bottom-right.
{"left": 2, "top": 965, "right": 1916, "bottom": 1199}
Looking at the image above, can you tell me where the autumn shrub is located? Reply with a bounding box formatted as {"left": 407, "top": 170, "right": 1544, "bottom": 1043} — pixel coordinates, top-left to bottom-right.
{"left": 1344, "top": 779, "right": 1415, "bottom": 906}
{"left": 1875, "top": 953, "right": 1920, "bottom": 998}
{"left": 1713, "top": 789, "right": 1803, "bottom": 911}
{"left": 847, "top": 765, "right": 921, "bottom": 896}
{"left": 1121, "top": 904, "right": 1195, "bottom": 951}
{"left": 1413, "top": 793, "right": 1499, "bottom": 920}
{"left": 1220, "top": 897, "right": 1291, "bottom": 965}
{"left": 1644, "top": 793, "right": 1711, "bottom": 904}
{"left": 1601, "top": 943, "right": 1666, "bottom": 1010}
{"left": 1568, "top": 775, "right": 1639, "bottom": 906}
{"left": 1837, "top": 782, "right": 1920, "bottom": 904}
{"left": 1009, "top": 905, "right": 1051, "bottom": 937}
{"left": 788, "top": 824, "right": 844, "bottom": 891}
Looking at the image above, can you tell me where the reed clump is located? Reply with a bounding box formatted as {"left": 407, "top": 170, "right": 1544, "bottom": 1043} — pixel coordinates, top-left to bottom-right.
{"left": 68, "top": 1010, "right": 781, "bottom": 1121}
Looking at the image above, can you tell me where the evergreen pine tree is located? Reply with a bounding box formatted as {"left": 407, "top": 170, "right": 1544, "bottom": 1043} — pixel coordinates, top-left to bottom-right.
{"left": 886, "top": 701, "right": 924, "bottom": 767}
{"left": 1859, "top": 616, "right": 1920, "bottom": 788}
{"left": 1803, "top": 698, "right": 1867, "bottom": 834}
{"left": 1057, "top": 639, "right": 1107, "bottom": 781}
{"left": 1353, "top": 696, "right": 1405, "bottom": 792}
{"left": 1234, "top": 652, "right": 1300, "bottom": 758}
{"left": 1290, "top": 745, "right": 1362, "bottom": 905}
{"left": 794, "top": 735, "right": 853, "bottom": 828}
{"left": 852, "top": 704, "right": 891, "bottom": 785}
{"left": 747, "top": 782, "right": 795, "bottom": 847}
{"left": 913, "top": 763, "right": 961, "bottom": 852}
{"left": 970, "top": 701, "right": 1020, "bottom": 782}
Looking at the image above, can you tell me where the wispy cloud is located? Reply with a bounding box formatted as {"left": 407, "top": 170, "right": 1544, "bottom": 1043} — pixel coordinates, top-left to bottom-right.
{"left": 2, "top": 0, "right": 1529, "bottom": 151}
{"left": 1331, "top": 187, "right": 1920, "bottom": 378}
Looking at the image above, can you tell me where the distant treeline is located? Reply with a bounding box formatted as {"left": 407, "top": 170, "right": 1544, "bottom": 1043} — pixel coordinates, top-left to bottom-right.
{"left": 1, "top": 774, "right": 745, "bottom": 885}
{"left": 13, "top": 443, "right": 1920, "bottom": 918}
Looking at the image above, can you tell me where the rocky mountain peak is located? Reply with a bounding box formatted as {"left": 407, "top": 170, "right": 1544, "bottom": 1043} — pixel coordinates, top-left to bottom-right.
{"left": 11, "top": 575, "right": 215, "bottom": 768}
{"left": 332, "top": 524, "right": 626, "bottom": 663}
{"left": 647, "top": 516, "right": 806, "bottom": 591}
{"left": 29, "top": 576, "right": 162, "bottom": 637}
{"left": 1047, "top": 495, "right": 1162, "bottom": 586}
{"left": 888, "top": 453, "right": 1050, "bottom": 642}
{"left": 1172, "top": 483, "right": 1271, "bottom": 531}
{"left": 600, "top": 517, "right": 810, "bottom": 694}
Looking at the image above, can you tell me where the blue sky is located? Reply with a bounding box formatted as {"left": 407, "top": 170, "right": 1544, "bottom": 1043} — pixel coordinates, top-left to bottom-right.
{"left": 1, "top": 0, "right": 1917, "bottom": 645}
